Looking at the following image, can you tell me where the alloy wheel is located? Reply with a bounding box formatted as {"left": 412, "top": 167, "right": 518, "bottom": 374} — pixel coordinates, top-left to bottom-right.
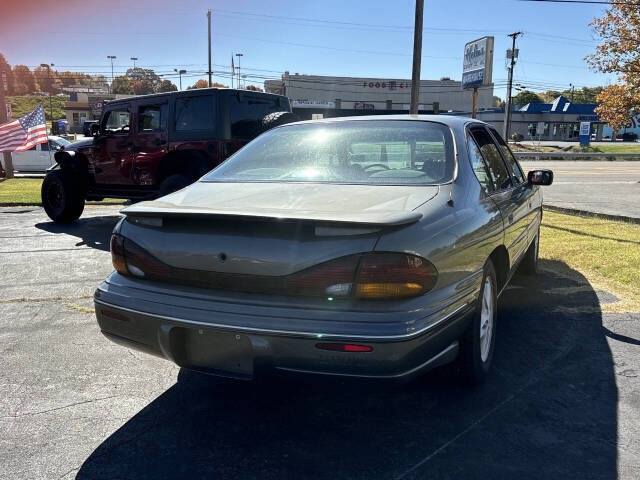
{"left": 479, "top": 276, "right": 494, "bottom": 363}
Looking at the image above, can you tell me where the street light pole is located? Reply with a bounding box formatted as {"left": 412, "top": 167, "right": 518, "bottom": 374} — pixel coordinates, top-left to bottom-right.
{"left": 235, "top": 53, "right": 243, "bottom": 89}
{"left": 207, "top": 9, "right": 212, "bottom": 87}
{"left": 174, "top": 69, "right": 186, "bottom": 90}
{"left": 40, "top": 63, "right": 54, "bottom": 121}
{"left": 107, "top": 55, "right": 116, "bottom": 94}
{"left": 409, "top": 0, "right": 424, "bottom": 115}
{"left": 131, "top": 57, "right": 138, "bottom": 68}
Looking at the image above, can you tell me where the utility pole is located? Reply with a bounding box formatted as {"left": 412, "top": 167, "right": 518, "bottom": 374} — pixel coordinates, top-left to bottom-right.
{"left": 131, "top": 57, "right": 138, "bottom": 68}
{"left": 107, "top": 55, "right": 116, "bottom": 94}
{"left": 410, "top": 0, "right": 424, "bottom": 115}
{"left": 174, "top": 69, "right": 186, "bottom": 90}
{"left": 236, "top": 53, "right": 243, "bottom": 89}
{"left": 0, "top": 64, "right": 13, "bottom": 178}
{"left": 207, "top": 9, "right": 212, "bottom": 87}
{"left": 40, "top": 63, "right": 54, "bottom": 122}
{"left": 503, "top": 32, "right": 522, "bottom": 141}
{"left": 569, "top": 83, "right": 575, "bottom": 103}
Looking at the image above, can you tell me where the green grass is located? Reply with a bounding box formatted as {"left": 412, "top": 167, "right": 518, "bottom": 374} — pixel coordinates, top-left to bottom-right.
{"left": 7, "top": 95, "right": 68, "bottom": 121}
{"left": 511, "top": 143, "right": 640, "bottom": 154}
{"left": 0, "top": 178, "right": 123, "bottom": 205}
{"left": 575, "top": 144, "right": 640, "bottom": 153}
{"left": 540, "top": 211, "right": 640, "bottom": 311}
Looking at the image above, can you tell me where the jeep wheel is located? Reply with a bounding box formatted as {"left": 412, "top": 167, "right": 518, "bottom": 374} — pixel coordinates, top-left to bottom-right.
{"left": 158, "top": 174, "right": 192, "bottom": 197}
{"left": 261, "top": 111, "right": 300, "bottom": 132}
{"left": 41, "top": 170, "right": 85, "bottom": 223}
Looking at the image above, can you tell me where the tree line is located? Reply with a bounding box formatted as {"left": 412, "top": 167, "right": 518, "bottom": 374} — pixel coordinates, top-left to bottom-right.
{"left": 0, "top": 53, "right": 263, "bottom": 97}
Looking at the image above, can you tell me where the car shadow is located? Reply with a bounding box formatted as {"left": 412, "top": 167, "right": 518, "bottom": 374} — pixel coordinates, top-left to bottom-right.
{"left": 77, "top": 260, "right": 617, "bottom": 479}
{"left": 34, "top": 215, "right": 122, "bottom": 252}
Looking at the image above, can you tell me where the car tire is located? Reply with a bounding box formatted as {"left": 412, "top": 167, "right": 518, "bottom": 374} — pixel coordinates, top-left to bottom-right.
{"left": 261, "top": 111, "right": 300, "bottom": 132}
{"left": 158, "top": 174, "right": 193, "bottom": 197}
{"left": 519, "top": 230, "right": 539, "bottom": 276}
{"left": 459, "top": 259, "right": 498, "bottom": 385}
{"left": 41, "top": 170, "right": 85, "bottom": 223}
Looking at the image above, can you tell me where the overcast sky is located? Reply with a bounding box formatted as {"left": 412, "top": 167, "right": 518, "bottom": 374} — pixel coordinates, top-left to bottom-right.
{"left": 0, "top": 0, "right": 616, "bottom": 99}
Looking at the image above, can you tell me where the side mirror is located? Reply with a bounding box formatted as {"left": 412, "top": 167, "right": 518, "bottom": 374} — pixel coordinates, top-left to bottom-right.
{"left": 528, "top": 169, "right": 553, "bottom": 186}
{"left": 90, "top": 123, "right": 100, "bottom": 137}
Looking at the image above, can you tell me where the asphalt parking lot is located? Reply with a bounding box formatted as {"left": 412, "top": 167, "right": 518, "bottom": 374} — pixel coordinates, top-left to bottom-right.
{"left": 1, "top": 205, "right": 639, "bottom": 479}
{"left": 520, "top": 160, "right": 640, "bottom": 220}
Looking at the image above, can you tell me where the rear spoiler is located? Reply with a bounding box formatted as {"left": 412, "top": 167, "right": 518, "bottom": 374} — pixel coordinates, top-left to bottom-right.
{"left": 121, "top": 202, "right": 422, "bottom": 226}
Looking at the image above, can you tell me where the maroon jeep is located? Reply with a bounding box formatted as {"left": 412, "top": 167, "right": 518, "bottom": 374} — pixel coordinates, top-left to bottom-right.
{"left": 42, "top": 88, "right": 296, "bottom": 222}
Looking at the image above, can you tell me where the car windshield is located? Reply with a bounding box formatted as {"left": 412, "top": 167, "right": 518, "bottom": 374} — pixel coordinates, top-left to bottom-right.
{"left": 55, "top": 138, "right": 71, "bottom": 147}
{"left": 203, "top": 120, "right": 455, "bottom": 185}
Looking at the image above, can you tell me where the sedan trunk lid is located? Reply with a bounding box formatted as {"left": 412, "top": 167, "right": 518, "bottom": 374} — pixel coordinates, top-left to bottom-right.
{"left": 120, "top": 182, "right": 438, "bottom": 276}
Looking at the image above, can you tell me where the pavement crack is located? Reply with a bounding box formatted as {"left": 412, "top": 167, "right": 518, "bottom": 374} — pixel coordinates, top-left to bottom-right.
{"left": 0, "top": 294, "right": 93, "bottom": 304}
{"left": 3, "top": 395, "right": 119, "bottom": 418}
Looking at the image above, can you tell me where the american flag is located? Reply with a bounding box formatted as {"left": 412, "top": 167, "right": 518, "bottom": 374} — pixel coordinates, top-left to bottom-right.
{"left": 0, "top": 105, "right": 48, "bottom": 152}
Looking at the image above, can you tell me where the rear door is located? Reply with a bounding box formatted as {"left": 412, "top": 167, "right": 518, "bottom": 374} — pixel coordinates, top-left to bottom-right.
{"left": 93, "top": 104, "right": 135, "bottom": 185}
{"left": 9, "top": 145, "right": 40, "bottom": 171}
{"left": 132, "top": 100, "right": 169, "bottom": 185}
{"left": 468, "top": 126, "right": 525, "bottom": 269}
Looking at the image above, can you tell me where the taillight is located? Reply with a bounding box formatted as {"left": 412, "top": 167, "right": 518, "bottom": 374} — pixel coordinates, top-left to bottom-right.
{"left": 110, "top": 234, "right": 437, "bottom": 300}
{"left": 110, "top": 234, "right": 127, "bottom": 275}
{"left": 110, "top": 233, "right": 169, "bottom": 279}
{"left": 355, "top": 253, "right": 436, "bottom": 299}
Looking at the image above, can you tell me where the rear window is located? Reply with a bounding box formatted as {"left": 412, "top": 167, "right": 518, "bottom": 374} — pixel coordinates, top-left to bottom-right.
{"left": 203, "top": 120, "right": 455, "bottom": 185}
{"left": 231, "top": 94, "right": 282, "bottom": 139}
{"left": 175, "top": 96, "right": 214, "bottom": 131}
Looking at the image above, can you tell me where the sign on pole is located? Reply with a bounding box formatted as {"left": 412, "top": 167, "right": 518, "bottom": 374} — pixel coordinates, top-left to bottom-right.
{"left": 579, "top": 121, "right": 591, "bottom": 146}
{"left": 462, "top": 36, "right": 494, "bottom": 89}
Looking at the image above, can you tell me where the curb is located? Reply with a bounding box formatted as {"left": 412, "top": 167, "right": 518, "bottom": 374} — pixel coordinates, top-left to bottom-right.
{"left": 544, "top": 204, "right": 640, "bottom": 224}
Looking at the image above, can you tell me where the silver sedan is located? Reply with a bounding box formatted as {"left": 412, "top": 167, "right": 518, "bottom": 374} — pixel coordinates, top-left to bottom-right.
{"left": 94, "top": 115, "right": 553, "bottom": 384}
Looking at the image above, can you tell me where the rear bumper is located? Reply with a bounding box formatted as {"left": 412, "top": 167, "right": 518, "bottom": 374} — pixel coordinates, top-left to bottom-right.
{"left": 94, "top": 272, "right": 478, "bottom": 380}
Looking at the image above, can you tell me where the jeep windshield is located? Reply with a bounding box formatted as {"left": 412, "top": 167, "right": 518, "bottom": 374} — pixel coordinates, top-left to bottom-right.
{"left": 202, "top": 120, "right": 455, "bottom": 185}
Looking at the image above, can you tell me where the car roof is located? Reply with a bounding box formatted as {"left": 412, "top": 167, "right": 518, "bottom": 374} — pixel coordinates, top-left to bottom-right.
{"left": 286, "top": 114, "right": 488, "bottom": 129}
{"left": 105, "top": 87, "right": 288, "bottom": 105}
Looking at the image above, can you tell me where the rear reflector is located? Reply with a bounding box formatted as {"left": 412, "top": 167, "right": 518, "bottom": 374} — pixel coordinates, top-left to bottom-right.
{"left": 316, "top": 343, "right": 373, "bottom": 352}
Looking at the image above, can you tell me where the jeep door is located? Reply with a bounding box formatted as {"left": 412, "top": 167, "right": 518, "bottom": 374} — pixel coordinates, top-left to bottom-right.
{"left": 132, "top": 100, "right": 168, "bottom": 186}
{"left": 93, "top": 105, "right": 134, "bottom": 185}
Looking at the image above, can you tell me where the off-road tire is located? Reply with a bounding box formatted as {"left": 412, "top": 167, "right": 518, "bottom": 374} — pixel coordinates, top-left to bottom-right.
{"left": 41, "top": 170, "right": 85, "bottom": 223}
{"left": 158, "top": 174, "right": 193, "bottom": 197}
{"left": 459, "top": 259, "right": 498, "bottom": 385}
{"left": 519, "top": 230, "right": 539, "bottom": 276}
{"left": 261, "top": 111, "right": 300, "bottom": 131}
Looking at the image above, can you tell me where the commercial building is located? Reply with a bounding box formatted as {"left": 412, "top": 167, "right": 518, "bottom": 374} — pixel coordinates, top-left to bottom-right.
{"left": 264, "top": 72, "right": 494, "bottom": 119}
{"left": 453, "top": 96, "right": 606, "bottom": 141}
{"left": 63, "top": 89, "right": 131, "bottom": 133}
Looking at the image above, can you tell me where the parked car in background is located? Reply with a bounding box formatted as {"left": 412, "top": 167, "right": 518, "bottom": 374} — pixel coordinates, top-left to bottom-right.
{"left": 0, "top": 136, "right": 72, "bottom": 173}
{"left": 42, "top": 88, "right": 297, "bottom": 222}
{"left": 94, "top": 115, "right": 553, "bottom": 385}
{"left": 82, "top": 120, "right": 98, "bottom": 137}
